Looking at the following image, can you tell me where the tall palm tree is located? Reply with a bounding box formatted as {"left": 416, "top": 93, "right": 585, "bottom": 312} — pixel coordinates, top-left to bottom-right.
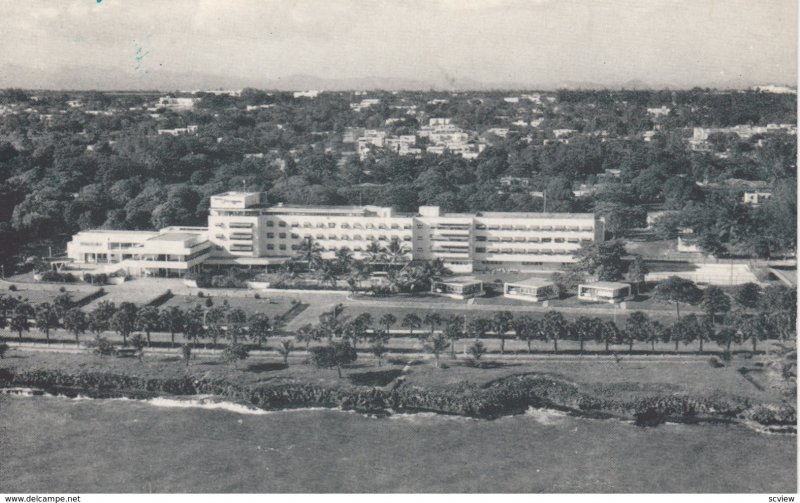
{"left": 295, "top": 323, "right": 316, "bottom": 351}
{"left": 204, "top": 305, "right": 227, "bottom": 346}
{"left": 52, "top": 293, "right": 74, "bottom": 322}
{"left": 248, "top": 313, "right": 271, "bottom": 348}
{"left": 715, "top": 326, "right": 740, "bottom": 359}
{"left": 424, "top": 333, "right": 450, "bottom": 368}
{"left": 739, "top": 312, "right": 769, "bottom": 356}
{"left": 9, "top": 302, "right": 32, "bottom": 341}
{"left": 334, "top": 247, "right": 354, "bottom": 275}
{"left": 63, "top": 308, "right": 88, "bottom": 345}
{"left": 159, "top": 306, "right": 185, "bottom": 347}
{"left": 277, "top": 339, "right": 293, "bottom": 366}
{"left": 670, "top": 314, "right": 703, "bottom": 353}
{"left": 572, "top": 316, "right": 596, "bottom": 354}
{"left": 316, "top": 261, "right": 338, "bottom": 289}
{"left": 365, "top": 241, "right": 384, "bottom": 266}
{"left": 467, "top": 317, "right": 491, "bottom": 341}
{"left": 0, "top": 294, "right": 19, "bottom": 322}
{"left": 401, "top": 313, "right": 422, "bottom": 336}
{"left": 513, "top": 315, "right": 537, "bottom": 353}
{"left": 424, "top": 312, "right": 443, "bottom": 335}
{"left": 383, "top": 238, "right": 407, "bottom": 266}
{"left": 378, "top": 313, "right": 397, "bottom": 333}
{"left": 294, "top": 237, "right": 324, "bottom": 271}
{"left": 542, "top": 311, "right": 568, "bottom": 353}
{"left": 492, "top": 311, "right": 514, "bottom": 354}
{"left": 624, "top": 311, "right": 651, "bottom": 354}
{"left": 443, "top": 319, "right": 464, "bottom": 358}
{"left": 596, "top": 320, "right": 620, "bottom": 353}
{"left": 701, "top": 286, "right": 731, "bottom": 324}
{"left": 183, "top": 305, "right": 206, "bottom": 346}
{"left": 35, "top": 302, "right": 59, "bottom": 345}
{"left": 135, "top": 306, "right": 160, "bottom": 347}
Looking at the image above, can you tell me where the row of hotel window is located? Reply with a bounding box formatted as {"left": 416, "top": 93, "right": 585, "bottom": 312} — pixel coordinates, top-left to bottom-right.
{"left": 226, "top": 244, "right": 574, "bottom": 256}
{"left": 220, "top": 221, "right": 595, "bottom": 232}
{"left": 217, "top": 233, "right": 591, "bottom": 244}
{"left": 228, "top": 244, "right": 414, "bottom": 253}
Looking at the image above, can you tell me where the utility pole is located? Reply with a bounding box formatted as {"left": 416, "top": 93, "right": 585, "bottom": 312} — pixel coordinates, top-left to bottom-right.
{"left": 543, "top": 190, "right": 547, "bottom": 213}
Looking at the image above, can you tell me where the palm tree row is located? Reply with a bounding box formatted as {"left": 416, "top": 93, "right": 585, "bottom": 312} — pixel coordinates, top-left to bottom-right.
{"left": 295, "top": 306, "right": 795, "bottom": 357}
{"left": 285, "top": 237, "right": 449, "bottom": 295}
{"left": 0, "top": 293, "right": 277, "bottom": 349}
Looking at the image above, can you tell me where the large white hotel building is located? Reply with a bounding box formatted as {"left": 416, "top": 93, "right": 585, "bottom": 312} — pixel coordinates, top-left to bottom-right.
{"left": 67, "top": 192, "right": 604, "bottom": 276}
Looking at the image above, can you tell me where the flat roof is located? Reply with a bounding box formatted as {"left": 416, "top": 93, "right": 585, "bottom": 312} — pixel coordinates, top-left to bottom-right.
{"left": 75, "top": 229, "right": 158, "bottom": 236}
{"left": 212, "top": 191, "right": 260, "bottom": 197}
{"left": 580, "top": 281, "right": 631, "bottom": 289}
{"left": 147, "top": 232, "right": 200, "bottom": 243}
{"left": 204, "top": 257, "right": 288, "bottom": 265}
{"left": 477, "top": 212, "right": 596, "bottom": 219}
{"left": 435, "top": 276, "right": 482, "bottom": 284}
{"left": 266, "top": 205, "right": 372, "bottom": 213}
{"left": 506, "top": 277, "right": 555, "bottom": 287}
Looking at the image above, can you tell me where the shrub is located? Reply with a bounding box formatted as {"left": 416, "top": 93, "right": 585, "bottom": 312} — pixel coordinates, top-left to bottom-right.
{"left": 39, "top": 271, "right": 76, "bottom": 283}
{"left": 8, "top": 285, "right": 16, "bottom": 291}
{"left": 221, "top": 342, "right": 249, "bottom": 367}
{"left": 254, "top": 293, "right": 260, "bottom": 299}
{"left": 59, "top": 286, "right": 66, "bottom": 293}
{"left": 0, "top": 342, "right": 9, "bottom": 359}
{"left": 204, "top": 297, "right": 213, "bottom": 308}
{"left": 197, "top": 291, "right": 204, "bottom": 298}
{"left": 85, "top": 336, "right": 115, "bottom": 356}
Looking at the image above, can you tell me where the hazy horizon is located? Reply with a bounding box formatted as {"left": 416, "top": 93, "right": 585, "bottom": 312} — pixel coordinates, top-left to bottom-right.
{"left": 1, "top": 0, "right": 796, "bottom": 91}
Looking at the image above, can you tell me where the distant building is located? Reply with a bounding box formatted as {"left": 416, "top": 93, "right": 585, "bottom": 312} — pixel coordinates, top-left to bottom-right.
{"left": 499, "top": 176, "right": 532, "bottom": 188}
{"left": 342, "top": 127, "right": 366, "bottom": 144}
{"left": 350, "top": 98, "right": 380, "bottom": 112}
{"left": 245, "top": 104, "right": 273, "bottom": 111}
{"left": 483, "top": 127, "right": 510, "bottom": 138}
{"left": 646, "top": 106, "right": 671, "bottom": 117}
{"left": 66, "top": 227, "right": 210, "bottom": 277}
{"left": 577, "top": 281, "right": 632, "bottom": 303}
{"left": 293, "top": 90, "right": 321, "bottom": 99}
{"left": 646, "top": 210, "right": 679, "bottom": 229}
{"left": 431, "top": 277, "right": 485, "bottom": 299}
{"left": 156, "top": 96, "right": 199, "bottom": 111}
{"left": 157, "top": 125, "right": 198, "bottom": 136}
{"left": 503, "top": 277, "right": 558, "bottom": 302}
{"left": 743, "top": 191, "right": 773, "bottom": 206}
{"left": 676, "top": 228, "right": 702, "bottom": 253}
{"left": 752, "top": 85, "right": 797, "bottom": 94}
{"left": 553, "top": 128, "right": 577, "bottom": 138}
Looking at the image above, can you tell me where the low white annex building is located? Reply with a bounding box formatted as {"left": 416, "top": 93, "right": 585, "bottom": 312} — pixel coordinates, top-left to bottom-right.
{"left": 503, "top": 277, "right": 558, "bottom": 302}
{"left": 577, "top": 281, "right": 632, "bottom": 303}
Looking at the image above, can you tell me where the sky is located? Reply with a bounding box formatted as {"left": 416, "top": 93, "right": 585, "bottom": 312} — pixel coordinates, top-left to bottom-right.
{"left": 0, "top": 0, "right": 796, "bottom": 90}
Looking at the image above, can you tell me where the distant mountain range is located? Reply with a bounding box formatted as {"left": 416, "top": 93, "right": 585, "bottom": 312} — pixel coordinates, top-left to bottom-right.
{"left": 0, "top": 64, "right": 791, "bottom": 92}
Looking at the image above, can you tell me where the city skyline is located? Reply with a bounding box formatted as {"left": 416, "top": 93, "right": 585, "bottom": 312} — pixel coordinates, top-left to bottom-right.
{"left": 0, "top": 0, "right": 796, "bottom": 91}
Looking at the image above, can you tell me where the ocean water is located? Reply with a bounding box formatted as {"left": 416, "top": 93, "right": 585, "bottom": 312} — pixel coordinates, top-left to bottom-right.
{"left": 0, "top": 394, "right": 795, "bottom": 493}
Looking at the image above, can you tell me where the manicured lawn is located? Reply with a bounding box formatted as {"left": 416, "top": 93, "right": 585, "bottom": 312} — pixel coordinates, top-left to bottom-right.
{"left": 1, "top": 348, "right": 788, "bottom": 403}
{"left": 159, "top": 294, "right": 300, "bottom": 320}
{"left": 1, "top": 286, "right": 100, "bottom": 306}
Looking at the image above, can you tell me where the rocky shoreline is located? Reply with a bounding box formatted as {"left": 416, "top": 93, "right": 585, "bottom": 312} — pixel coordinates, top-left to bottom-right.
{"left": 0, "top": 367, "right": 795, "bottom": 432}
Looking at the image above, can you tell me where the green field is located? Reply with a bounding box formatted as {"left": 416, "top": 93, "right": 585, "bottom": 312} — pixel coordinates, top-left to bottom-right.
{"left": 1, "top": 347, "right": 790, "bottom": 403}
{"left": 159, "top": 294, "right": 302, "bottom": 321}
{"left": 1, "top": 286, "right": 101, "bottom": 306}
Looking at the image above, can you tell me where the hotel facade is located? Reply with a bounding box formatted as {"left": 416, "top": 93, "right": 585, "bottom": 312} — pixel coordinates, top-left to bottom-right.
{"left": 66, "top": 192, "right": 604, "bottom": 276}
